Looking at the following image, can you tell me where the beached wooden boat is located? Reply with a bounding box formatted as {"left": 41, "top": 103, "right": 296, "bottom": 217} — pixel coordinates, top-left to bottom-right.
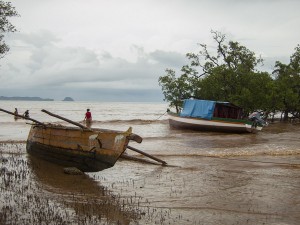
{"left": 26, "top": 124, "right": 138, "bottom": 172}
{"left": 0, "top": 108, "right": 166, "bottom": 170}
{"left": 168, "top": 99, "right": 266, "bottom": 133}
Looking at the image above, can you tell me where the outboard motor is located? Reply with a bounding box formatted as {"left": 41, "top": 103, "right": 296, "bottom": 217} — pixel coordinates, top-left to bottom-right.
{"left": 248, "top": 112, "right": 268, "bottom": 127}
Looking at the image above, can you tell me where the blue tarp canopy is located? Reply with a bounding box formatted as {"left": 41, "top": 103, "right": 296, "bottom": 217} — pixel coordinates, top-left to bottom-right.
{"left": 180, "top": 99, "right": 218, "bottom": 120}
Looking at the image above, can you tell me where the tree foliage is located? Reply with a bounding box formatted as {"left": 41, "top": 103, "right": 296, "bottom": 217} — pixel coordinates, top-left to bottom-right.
{"left": 159, "top": 30, "right": 271, "bottom": 115}
{"left": 159, "top": 30, "right": 300, "bottom": 120}
{"left": 272, "top": 45, "right": 300, "bottom": 120}
{"left": 0, "top": 0, "right": 19, "bottom": 60}
{"left": 158, "top": 69, "right": 193, "bottom": 113}
{"left": 186, "top": 31, "right": 263, "bottom": 76}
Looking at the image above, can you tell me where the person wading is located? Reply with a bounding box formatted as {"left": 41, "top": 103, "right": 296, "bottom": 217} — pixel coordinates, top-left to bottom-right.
{"left": 14, "top": 108, "right": 19, "bottom": 120}
{"left": 23, "top": 110, "right": 29, "bottom": 118}
{"left": 84, "top": 109, "right": 92, "bottom": 128}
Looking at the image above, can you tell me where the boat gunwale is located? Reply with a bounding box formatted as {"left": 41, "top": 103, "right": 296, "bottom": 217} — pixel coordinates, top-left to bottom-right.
{"left": 32, "top": 124, "right": 129, "bottom": 134}
{"left": 31, "top": 124, "right": 143, "bottom": 143}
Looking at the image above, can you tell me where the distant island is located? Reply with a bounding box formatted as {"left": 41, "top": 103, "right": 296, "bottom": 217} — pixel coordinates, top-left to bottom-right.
{"left": 0, "top": 96, "right": 54, "bottom": 101}
{"left": 62, "top": 97, "right": 74, "bottom": 101}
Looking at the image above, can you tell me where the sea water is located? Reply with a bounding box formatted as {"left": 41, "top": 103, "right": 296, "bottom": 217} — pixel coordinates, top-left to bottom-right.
{"left": 0, "top": 101, "right": 168, "bottom": 140}
{"left": 1, "top": 100, "right": 300, "bottom": 157}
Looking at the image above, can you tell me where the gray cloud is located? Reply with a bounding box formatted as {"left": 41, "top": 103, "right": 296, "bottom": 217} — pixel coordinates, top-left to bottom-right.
{"left": 1, "top": 0, "right": 299, "bottom": 101}
{"left": 1, "top": 30, "right": 186, "bottom": 100}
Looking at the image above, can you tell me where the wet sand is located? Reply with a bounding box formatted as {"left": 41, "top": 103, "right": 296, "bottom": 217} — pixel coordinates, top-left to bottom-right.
{"left": 1, "top": 140, "right": 300, "bottom": 224}
{"left": 98, "top": 155, "right": 300, "bottom": 225}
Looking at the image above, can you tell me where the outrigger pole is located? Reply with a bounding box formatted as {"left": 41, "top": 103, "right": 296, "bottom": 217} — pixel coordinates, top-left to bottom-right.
{"left": 41, "top": 109, "right": 89, "bottom": 130}
{"left": 127, "top": 145, "right": 167, "bottom": 165}
{"left": 0, "top": 108, "right": 45, "bottom": 126}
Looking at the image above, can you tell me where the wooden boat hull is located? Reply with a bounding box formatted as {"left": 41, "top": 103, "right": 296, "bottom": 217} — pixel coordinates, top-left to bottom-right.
{"left": 26, "top": 125, "right": 134, "bottom": 172}
{"left": 168, "top": 113, "right": 263, "bottom": 133}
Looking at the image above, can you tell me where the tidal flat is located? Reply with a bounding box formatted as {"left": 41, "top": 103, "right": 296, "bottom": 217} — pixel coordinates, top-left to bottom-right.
{"left": 1, "top": 141, "right": 300, "bottom": 225}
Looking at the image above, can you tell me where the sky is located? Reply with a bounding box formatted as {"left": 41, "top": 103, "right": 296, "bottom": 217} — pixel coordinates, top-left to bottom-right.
{"left": 0, "top": 0, "right": 299, "bottom": 101}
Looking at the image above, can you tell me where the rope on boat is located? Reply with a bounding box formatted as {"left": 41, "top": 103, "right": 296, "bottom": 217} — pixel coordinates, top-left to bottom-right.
{"left": 155, "top": 110, "right": 168, "bottom": 121}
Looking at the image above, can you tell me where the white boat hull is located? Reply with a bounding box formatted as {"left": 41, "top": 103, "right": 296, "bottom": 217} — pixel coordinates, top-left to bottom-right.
{"left": 168, "top": 114, "right": 262, "bottom": 133}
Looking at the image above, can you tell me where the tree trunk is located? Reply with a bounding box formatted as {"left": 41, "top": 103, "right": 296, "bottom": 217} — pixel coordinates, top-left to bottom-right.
{"left": 283, "top": 110, "right": 289, "bottom": 121}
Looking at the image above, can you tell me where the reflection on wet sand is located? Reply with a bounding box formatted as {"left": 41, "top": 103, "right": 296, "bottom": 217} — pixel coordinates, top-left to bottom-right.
{"left": 27, "top": 155, "right": 138, "bottom": 224}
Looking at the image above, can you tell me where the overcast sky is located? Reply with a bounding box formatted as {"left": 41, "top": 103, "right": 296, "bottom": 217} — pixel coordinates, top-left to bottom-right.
{"left": 1, "top": 0, "right": 299, "bottom": 101}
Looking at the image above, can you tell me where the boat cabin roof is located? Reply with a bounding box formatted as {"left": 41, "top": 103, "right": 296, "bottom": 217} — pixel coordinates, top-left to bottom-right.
{"left": 180, "top": 99, "right": 243, "bottom": 120}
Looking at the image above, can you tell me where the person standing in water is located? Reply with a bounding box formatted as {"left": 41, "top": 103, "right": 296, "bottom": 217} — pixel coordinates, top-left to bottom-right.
{"left": 14, "top": 108, "right": 19, "bottom": 120}
{"left": 23, "top": 110, "right": 29, "bottom": 118}
{"left": 84, "top": 109, "right": 92, "bottom": 127}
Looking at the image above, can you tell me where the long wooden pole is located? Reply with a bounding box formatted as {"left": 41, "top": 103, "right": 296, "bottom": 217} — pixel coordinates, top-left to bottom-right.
{"left": 127, "top": 145, "right": 167, "bottom": 165}
{"left": 41, "top": 109, "right": 89, "bottom": 130}
{"left": 0, "top": 108, "right": 45, "bottom": 126}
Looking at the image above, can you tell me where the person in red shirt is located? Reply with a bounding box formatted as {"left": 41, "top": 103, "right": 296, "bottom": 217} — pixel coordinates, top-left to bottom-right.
{"left": 84, "top": 109, "right": 92, "bottom": 127}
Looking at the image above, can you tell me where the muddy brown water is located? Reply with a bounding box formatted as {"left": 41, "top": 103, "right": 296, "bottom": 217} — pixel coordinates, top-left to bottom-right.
{"left": 1, "top": 122, "right": 300, "bottom": 224}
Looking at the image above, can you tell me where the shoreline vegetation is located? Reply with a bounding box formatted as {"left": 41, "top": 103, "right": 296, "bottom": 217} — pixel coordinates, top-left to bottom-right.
{"left": 158, "top": 31, "right": 300, "bottom": 122}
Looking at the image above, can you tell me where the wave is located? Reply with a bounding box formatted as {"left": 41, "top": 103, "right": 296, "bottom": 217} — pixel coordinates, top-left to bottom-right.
{"left": 92, "top": 119, "right": 168, "bottom": 125}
